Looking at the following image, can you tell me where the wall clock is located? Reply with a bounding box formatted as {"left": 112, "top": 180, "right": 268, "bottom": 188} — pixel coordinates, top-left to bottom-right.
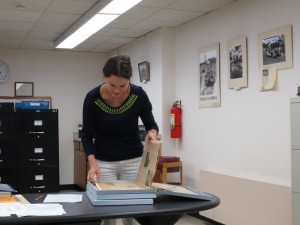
{"left": 0, "top": 60, "right": 10, "bottom": 83}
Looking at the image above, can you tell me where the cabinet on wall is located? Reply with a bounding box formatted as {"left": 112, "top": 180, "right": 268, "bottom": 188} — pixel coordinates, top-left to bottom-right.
{"left": 291, "top": 98, "right": 300, "bottom": 225}
{"left": 0, "top": 109, "right": 59, "bottom": 193}
{"left": 74, "top": 140, "right": 88, "bottom": 190}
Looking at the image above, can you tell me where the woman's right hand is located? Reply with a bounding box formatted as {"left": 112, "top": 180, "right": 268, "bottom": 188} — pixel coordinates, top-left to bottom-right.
{"left": 87, "top": 155, "right": 100, "bottom": 185}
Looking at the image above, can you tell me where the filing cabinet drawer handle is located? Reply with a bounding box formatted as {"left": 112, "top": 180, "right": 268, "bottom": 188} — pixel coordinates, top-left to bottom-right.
{"left": 30, "top": 159, "right": 45, "bottom": 162}
{"left": 0, "top": 160, "right": 3, "bottom": 163}
{"left": 30, "top": 186, "right": 46, "bottom": 189}
{"left": 0, "top": 131, "right": 2, "bottom": 134}
{"left": 29, "top": 131, "right": 45, "bottom": 134}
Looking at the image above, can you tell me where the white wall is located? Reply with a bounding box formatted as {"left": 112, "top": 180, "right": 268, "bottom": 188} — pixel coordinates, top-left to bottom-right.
{"left": 119, "top": 0, "right": 299, "bottom": 189}
{"left": 111, "top": 30, "right": 164, "bottom": 131}
{"left": 0, "top": 48, "right": 107, "bottom": 184}
{"left": 1, "top": 0, "right": 298, "bottom": 196}
{"left": 172, "top": 0, "right": 299, "bottom": 188}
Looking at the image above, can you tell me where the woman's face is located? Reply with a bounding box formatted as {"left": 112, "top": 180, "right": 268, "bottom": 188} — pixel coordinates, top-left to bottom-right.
{"left": 105, "top": 75, "right": 130, "bottom": 98}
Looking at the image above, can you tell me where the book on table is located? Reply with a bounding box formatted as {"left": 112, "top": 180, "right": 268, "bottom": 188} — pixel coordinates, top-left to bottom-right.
{"left": 86, "top": 140, "right": 162, "bottom": 206}
{"left": 0, "top": 183, "right": 18, "bottom": 203}
{"left": 86, "top": 140, "right": 213, "bottom": 205}
{"left": 151, "top": 182, "right": 213, "bottom": 201}
{"left": 0, "top": 183, "right": 17, "bottom": 193}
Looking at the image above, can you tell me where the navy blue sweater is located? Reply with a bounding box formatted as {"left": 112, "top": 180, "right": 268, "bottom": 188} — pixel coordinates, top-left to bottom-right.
{"left": 81, "top": 83, "right": 159, "bottom": 161}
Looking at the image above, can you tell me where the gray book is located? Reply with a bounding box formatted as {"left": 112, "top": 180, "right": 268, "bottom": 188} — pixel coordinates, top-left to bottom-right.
{"left": 86, "top": 190, "right": 153, "bottom": 205}
{"left": 86, "top": 182, "right": 156, "bottom": 200}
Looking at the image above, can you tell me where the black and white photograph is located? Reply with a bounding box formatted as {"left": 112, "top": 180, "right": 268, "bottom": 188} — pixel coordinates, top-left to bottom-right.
{"left": 258, "top": 25, "right": 293, "bottom": 70}
{"left": 229, "top": 45, "right": 243, "bottom": 79}
{"left": 138, "top": 61, "right": 150, "bottom": 83}
{"left": 262, "top": 34, "right": 285, "bottom": 65}
{"left": 198, "top": 43, "right": 220, "bottom": 108}
{"left": 199, "top": 52, "right": 216, "bottom": 96}
{"left": 227, "top": 37, "right": 248, "bottom": 89}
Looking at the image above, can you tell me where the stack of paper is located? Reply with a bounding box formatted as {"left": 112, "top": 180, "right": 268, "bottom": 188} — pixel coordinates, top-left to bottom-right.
{"left": 44, "top": 194, "right": 83, "bottom": 203}
{"left": 0, "top": 203, "right": 66, "bottom": 217}
{"left": 16, "top": 204, "right": 66, "bottom": 217}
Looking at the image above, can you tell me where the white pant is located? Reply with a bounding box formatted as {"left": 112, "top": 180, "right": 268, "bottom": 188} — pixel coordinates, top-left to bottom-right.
{"left": 97, "top": 157, "right": 141, "bottom": 225}
{"left": 97, "top": 157, "right": 141, "bottom": 182}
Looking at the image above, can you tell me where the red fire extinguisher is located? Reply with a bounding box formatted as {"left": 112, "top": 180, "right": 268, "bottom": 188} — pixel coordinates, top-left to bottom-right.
{"left": 170, "top": 100, "right": 182, "bottom": 138}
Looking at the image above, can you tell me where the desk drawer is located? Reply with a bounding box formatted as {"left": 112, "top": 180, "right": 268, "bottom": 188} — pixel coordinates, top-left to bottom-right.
{"left": 18, "top": 166, "right": 59, "bottom": 193}
{"left": 16, "top": 110, "right": 58, "bottom": 138}
{"left": 0, "top": 141, "right": 17, "bottom": 167}
{"left": 18, "top": 138, "right": 58, "bottom": 166}
{"left": 0, "top": 168, "right": 18, "bottom": 190}
{"left": 0, "top": 111, "right": 15, "bottom": 139}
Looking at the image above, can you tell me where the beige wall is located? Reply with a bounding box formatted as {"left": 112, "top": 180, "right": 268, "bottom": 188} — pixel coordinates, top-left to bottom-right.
{"left": 0, "top": 48, "right": 107, "bottom": 184}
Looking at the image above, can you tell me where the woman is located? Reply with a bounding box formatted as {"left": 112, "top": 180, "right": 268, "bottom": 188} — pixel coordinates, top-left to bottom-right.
{"left": 82, "top": 54, "right": 159, "bottom": 185}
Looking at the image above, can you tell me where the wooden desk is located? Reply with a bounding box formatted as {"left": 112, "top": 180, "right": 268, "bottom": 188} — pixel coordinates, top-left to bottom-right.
{"left": 0, "top": 192, "right": 220, "bottom": 225}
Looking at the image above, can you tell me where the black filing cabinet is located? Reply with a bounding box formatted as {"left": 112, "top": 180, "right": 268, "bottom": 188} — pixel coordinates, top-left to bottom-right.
{"left": 0, "top": 110, "right": 17, "bottom": 189}
{"left": 0, "top": 109, "right": 59, "bottom": 193}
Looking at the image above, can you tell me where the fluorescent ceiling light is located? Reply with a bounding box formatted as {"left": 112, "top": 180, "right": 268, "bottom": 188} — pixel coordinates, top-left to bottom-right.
{"left": 55, "top": 0, "right": 142, "bottom": 49}
{"left": 75, "top": 14, "right": 119, "bottom": 35}
{"left": 56, "top": 14, "right": 119, "bottom": 49}
{"left": 56, "top": 34, "right": 91, "bottom": 49}
{"left": 100, "top": 0, "right": 142, "bottom": 14}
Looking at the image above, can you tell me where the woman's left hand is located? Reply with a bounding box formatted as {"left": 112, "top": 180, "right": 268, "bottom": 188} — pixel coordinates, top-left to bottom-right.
{"left": 146, "top": 130, "right": 158, "bottom": 142}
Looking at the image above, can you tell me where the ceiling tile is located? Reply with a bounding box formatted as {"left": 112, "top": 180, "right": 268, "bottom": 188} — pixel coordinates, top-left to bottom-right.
{"left": 170, "top": 0, "right": 234, "bottom": 12}
{"left": 85, "top": 35, "right": 111, "bottom": 43}
{"left": 148, "top": 8, "right": 204, "bottom": 23}
{"left": 132, "top": 20, "right": 181, "bottom": 30}
{"left": 0, "top": 21, "right": 34, "bottom": 31}
{"left": 94, "top": 43, "right": 123, "bottom": 50}
{"left": 91, "top": 27, "right": 125, "bottom": 38}
{"left": 0, "top": 30, "right": 28, "bottom": 39}
{"left": 38, "top": 12, "right": 81, "bottom": 25}
{"left": 122, "top": 6, "right": 161, "bottom": 19}
{"left": 0, "top": 0, "right": 52, "bottom": 11}
{"left": 92, "top": 48, "right": 112, "bottom": 53}
{"left": 106, "top": 37, "right": 136, "bottom": 45}
{"left": 0, "top": 38, "right": 23, "bottom": 48}
{"left": 26, "top": 31, "right": 60, "bottom": 40}
{"left": 73, "top": 41, "right": 101, "bottom": 51}
{"left": 46, "top": 0, "right": 96, "bottom": 14}
{"left": 108, "top": 18, "right": 140, "bottom": 29}
{"left": 138, "top": 0, "right": 178, "bottom": 8}
{"left": 119, "top": 29, "right": 151, "bottom": 38}
{"left": 20, "top": 40, "right": 54, "bottom": 49}
{"left": 31, "top": 23, "right": 69, "bottom": 33}
{"left": 0, "top": 0, "right": 235, "bottom": 52}
{"left": 0, "top": 9, "right": 42, "bottom": 22}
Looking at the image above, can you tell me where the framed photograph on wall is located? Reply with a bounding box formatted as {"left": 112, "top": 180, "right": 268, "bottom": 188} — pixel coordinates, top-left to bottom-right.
{"left": 15, "top": 82, "right": 34, "bottom": 97}
{"left": 198, "top": 43, "right": 221, "bottom": 109}
{"left": 138, "top": 61, "right": 150, "bottom": 83}
{"left": 258, "top": 25, "right": 293, "bottom": 70}
{"left": 227, "top": 36, "right": 248, "bottom": 89}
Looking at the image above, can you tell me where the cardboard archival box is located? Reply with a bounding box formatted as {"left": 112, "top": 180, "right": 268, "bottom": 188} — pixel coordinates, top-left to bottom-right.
{"left": 86, "top": 140, "right": 162, "bottom": 205}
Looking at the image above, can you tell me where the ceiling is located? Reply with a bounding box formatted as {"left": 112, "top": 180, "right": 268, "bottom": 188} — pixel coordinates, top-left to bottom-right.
{"left": 0, "top": 0, "right": 235, "bottom": 53}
